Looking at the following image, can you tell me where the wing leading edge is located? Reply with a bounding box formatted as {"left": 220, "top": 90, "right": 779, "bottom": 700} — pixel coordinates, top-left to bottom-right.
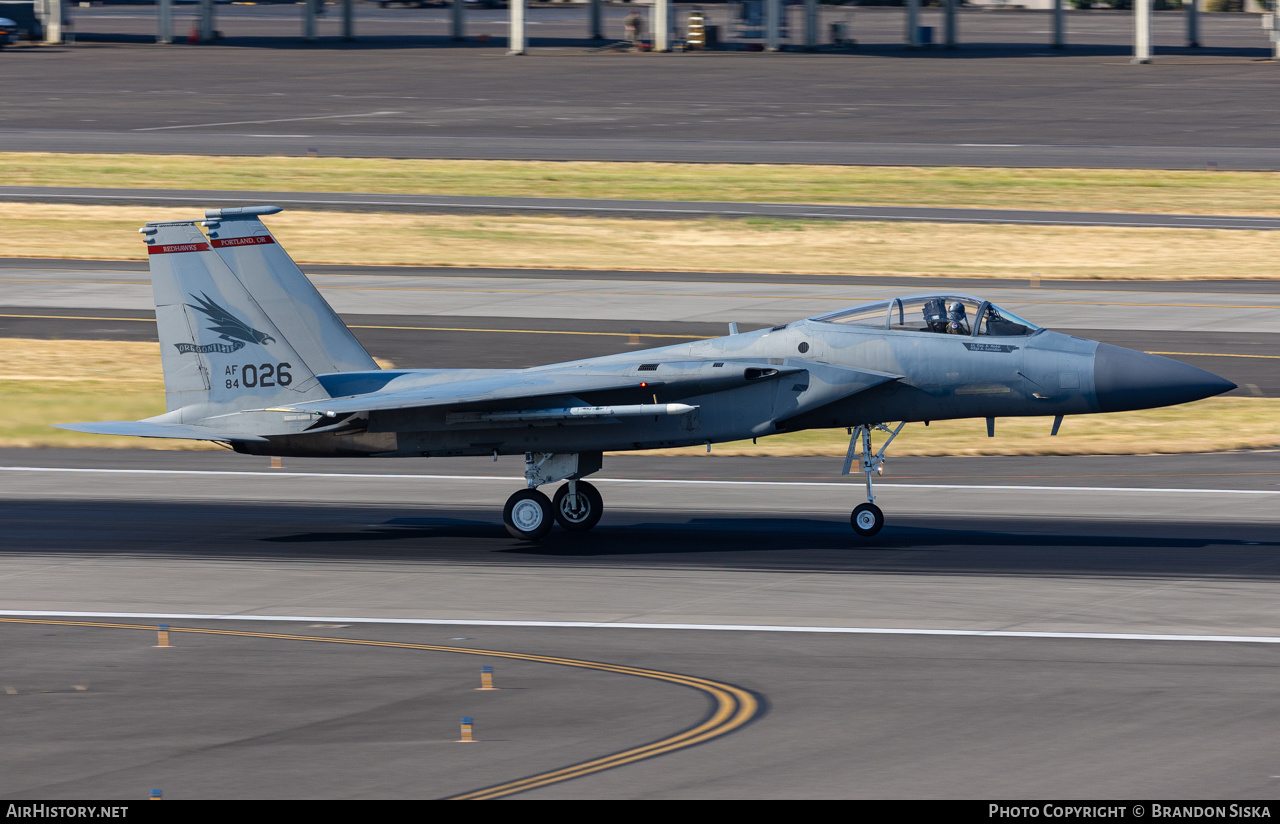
{"left": 273, "top": 360, "right": 902, "bottom": 420}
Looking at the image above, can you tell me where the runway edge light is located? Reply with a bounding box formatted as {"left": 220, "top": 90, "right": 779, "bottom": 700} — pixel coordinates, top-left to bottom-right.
{"left": 479, "top": 666, "right": 497, "bottom": 691}
{"left": 458, "top": 717, "right": 475, "bottom": 743}
{"left": 154, "top": 625, "right": 171, "bottom": 648}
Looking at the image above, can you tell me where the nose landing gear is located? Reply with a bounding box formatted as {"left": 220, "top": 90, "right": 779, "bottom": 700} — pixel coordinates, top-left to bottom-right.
{"left": 843, "top": 422, "right": 904, "bottom": 537}
{"left": 502, "top": 451, "right": 605, "bottom": 540}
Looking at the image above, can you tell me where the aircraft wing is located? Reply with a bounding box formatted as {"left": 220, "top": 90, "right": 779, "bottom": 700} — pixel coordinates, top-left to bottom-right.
{"left": 52, "top": 421, "right": 270, "bottom": 443}
{"left": 274, "top": 361, "right": 811, "bottom": 417}
{"left": 276, "top": 360, "right": 900, "bottom": 419}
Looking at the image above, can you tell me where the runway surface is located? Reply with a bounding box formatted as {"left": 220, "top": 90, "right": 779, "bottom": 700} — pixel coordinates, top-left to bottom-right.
{"left": 3, "top": 448, "right": 1280, "bottom": 633}
{"left": 8, "top": 186, "right": 1280, "bottom": 229}
{"left": 2, "top": 448, "right": 1280, "bottom": 797}
{"left": 6, "top": 8, "right": 1280, "bottom": 168}
{"left": 3, "top": 261, "right": 1276, "bottom": 394}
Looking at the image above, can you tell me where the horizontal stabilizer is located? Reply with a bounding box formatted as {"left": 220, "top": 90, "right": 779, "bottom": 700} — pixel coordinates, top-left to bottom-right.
{"left": 53, "top": 421, "right": 268, "bottom": 443}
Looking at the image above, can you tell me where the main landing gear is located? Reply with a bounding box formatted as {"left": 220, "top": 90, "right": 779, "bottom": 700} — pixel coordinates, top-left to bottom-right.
{"left": 502, "top": 451, "right": 605, "bottom": 541}
{"left": 843, "top": 422, "right": 905, "bottom": 537}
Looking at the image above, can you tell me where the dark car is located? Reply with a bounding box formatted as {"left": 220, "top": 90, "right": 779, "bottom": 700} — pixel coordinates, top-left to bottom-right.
{"left": 0, "top": 16, "right": 18, "bottom": 47}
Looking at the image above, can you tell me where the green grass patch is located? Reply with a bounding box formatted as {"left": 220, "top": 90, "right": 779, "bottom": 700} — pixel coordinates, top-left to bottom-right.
{"left": 0, "top": 380, "right": 184, "bottom": 450}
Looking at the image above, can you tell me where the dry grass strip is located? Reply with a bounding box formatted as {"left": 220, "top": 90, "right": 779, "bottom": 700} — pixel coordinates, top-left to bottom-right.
{"left": 7, "top": 153, "right": 1280, "bottom": 216}
{"left": 3, "top": 203, "right": 1278, "bottom": 280}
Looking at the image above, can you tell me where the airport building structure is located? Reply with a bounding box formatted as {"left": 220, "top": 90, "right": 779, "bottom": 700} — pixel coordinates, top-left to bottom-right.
{"left": 23, "top": 0, "right": 1280, "bottom": 62}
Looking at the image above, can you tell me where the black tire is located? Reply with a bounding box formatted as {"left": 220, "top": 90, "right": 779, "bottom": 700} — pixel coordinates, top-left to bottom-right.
{"left": 851, "top": 502, "right": 884, "bottom": 537}
{"left": 552, "top": 481, "right": 603, "bottom": 532}
{"left": 503, "top": 489, "right": 554, "bottom": 541}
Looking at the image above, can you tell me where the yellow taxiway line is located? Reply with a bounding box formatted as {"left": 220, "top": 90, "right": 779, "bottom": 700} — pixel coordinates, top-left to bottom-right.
{"left": 0, "top": 617, "right": 760, "bottom": 800}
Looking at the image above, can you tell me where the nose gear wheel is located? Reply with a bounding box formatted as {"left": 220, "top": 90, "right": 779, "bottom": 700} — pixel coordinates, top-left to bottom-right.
{"left": 851, "top": 502, "right": 884, "bottom": 537}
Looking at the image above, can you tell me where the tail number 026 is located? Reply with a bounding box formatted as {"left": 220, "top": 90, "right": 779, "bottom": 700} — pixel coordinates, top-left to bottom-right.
{"left": 226, "top": 362, "right": 292, "bottom": 389}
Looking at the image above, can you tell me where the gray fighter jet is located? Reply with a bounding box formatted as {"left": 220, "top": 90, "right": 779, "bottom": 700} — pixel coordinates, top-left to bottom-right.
{"left": 58, "top": 207, "right": 1236, "bottom": 539}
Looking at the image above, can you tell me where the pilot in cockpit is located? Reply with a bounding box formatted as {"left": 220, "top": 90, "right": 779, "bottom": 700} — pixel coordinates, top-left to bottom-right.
{"left": 945, "top": 301, "right": 970, "bottom": 335}
{"left": 923, "top": 298, "right": 949, "bottom": 333}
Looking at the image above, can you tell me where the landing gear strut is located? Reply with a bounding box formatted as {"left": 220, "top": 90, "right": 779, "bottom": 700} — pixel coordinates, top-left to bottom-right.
{"left": 843, "top": 423, "right": 904, "bottom": 537}
{"left": 502, "top": 451, "right": 604, "bottom": 541}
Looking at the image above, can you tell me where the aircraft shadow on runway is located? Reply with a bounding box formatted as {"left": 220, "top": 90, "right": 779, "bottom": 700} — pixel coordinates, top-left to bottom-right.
{"left": 5, "top": 500, "right": 1277, "bottom": 579}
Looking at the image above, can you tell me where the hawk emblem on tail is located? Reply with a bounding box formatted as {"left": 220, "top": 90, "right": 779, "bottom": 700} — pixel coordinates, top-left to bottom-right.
{"left": 175, "top": 293, "right": 277, "bottom": 354}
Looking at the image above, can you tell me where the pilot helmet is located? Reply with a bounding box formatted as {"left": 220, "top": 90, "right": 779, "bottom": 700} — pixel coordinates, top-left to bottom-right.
{"left": 923, "top": 298, "right": 947, "bottom": 324}
{"left": 946, "top": 301, "right": 967, "bottom": 321}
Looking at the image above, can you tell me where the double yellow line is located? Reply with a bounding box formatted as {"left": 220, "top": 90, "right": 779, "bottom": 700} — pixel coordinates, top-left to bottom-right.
{"left": 0, "top": 617, "right": 760, "bottom": 800}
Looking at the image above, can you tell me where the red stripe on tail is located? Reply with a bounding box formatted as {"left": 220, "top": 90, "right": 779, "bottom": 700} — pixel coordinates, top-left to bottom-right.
{"left": 147, "top": 243, "right": 212, "bottom": 255}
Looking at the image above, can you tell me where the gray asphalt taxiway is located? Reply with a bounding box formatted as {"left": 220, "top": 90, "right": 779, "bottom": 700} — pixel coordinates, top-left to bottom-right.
{"left": 2, "top": 448, "right": 1280, "bottom": 798}
{"left": 8, "top": 186, "right": 1280, "bottom": 230}
{"left": 6, "top": 8, "right": 1280, "bottom": 169}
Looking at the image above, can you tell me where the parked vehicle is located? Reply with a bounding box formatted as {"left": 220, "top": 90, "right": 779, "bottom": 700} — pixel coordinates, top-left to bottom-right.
{"left": 0, "top": 16, "right": 18, "bottom": 47}
{"left": 0, "top": 0, "right": 38, "bottom": 41}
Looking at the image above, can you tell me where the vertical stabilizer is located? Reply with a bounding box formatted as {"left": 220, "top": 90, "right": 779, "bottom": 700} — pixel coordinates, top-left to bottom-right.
{"left": 204, "top": 207, "right": 378, "bottom": 374}
{"left": 143, "top": 219, "right": 326, "bottom": 416}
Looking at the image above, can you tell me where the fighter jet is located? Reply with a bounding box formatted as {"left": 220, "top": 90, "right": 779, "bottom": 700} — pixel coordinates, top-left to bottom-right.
{"left": 57, "top": 206, "right": 1236, "bottom": 539}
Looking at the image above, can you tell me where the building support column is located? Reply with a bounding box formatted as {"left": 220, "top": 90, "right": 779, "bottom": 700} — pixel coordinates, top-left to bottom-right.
{"left": 944, "top": 0, "right": 956, "bottom": 48}
{"left": 452, "top": 0, "right": 464, "bottom": 40}
{"left": 905, "top": 0, "right": 920, "bottom": 48}
{"left": 157, "top": 0, "right": 173, "bottom": 44}
{"left": 589, "top": 0, "right": 603, "bottom": 40}
{"left": 1185, "top": 0, "right": 1199, "bottom": 47}
{"left": 44, "top": 0, "right": 62, "bottom": 43}
{"left": 654, "top": 0, "right": 670, "bottom": 51}
{"left": 1052, "top": 0, "right": 1065, "bottom": 48}
{"left": 303, "top": 0, "right": 316, "bottom": 41}
{"left": 804, "top": 0, "right": 818, "bottom": 50}
{"left": 508, "top": 0, "right": 525, "bottom": 54}
{"left": 198, "top": 0, "right": 215, "bottom": 41}
{"left": 764, "top": 0, "right": 781, "bottom": 51}
{"left": 1132, "top": 0, "right": 1151, "bottom": 63}
{"left": 1273, "top": 2, "right": 1280, "bottom": 59}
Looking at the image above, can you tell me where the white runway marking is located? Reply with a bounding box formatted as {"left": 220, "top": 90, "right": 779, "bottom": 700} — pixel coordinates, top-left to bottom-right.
{"left": 0, "top": 466, "right": 1276, "bottom": 496}
{"left": 133, "top": 111, "right": 404, "bottom": 132}
{"left": 3, "top": 610, "right": 1279, "bottom": 645}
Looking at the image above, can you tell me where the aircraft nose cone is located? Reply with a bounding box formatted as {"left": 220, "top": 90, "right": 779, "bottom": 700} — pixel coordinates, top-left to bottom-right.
{"left": 1093, "top": 343, "right": 1236, "bottom": 413}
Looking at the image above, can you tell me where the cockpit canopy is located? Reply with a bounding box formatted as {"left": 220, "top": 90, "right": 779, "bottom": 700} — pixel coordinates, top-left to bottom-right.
{"left": 811, "top": 294, "right": 1041, "bottom": 338}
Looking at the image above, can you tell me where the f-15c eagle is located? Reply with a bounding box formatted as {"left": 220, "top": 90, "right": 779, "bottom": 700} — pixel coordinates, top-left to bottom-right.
{"left": 58, "top": 206, "right": 1235, "bottom": 540}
